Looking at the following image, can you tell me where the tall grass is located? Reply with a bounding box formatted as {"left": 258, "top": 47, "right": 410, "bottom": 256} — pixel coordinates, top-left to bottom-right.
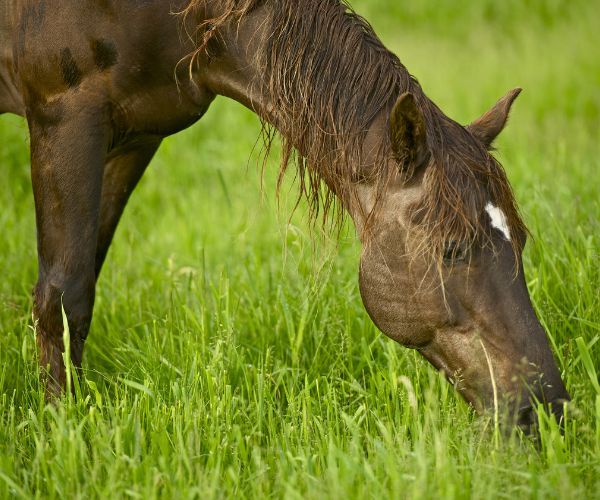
{"left": 0, "top": 1, "right": 598, "bottom": 498}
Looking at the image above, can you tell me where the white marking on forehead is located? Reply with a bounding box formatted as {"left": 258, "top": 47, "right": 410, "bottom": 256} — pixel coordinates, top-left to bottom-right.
{"left": 485, "top": 203, "right": 511, "bottom": 241}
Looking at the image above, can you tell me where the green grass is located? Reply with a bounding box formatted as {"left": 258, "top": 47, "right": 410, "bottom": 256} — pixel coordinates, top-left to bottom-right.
{"left": 1, "top": 1, "right": 599, "bottom": 498}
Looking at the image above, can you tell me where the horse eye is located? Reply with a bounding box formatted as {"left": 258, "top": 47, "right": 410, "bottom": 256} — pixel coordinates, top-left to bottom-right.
{"left": 443, "top": 241, "right": 467, "bottom": 264}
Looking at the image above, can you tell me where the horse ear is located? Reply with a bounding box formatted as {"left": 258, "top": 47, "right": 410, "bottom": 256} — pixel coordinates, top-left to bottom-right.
{"left": 390, "top": 92, "right": 429, "bottom": 171}
{"left": 467, "top": 88, "right": 522, "bottom": 148}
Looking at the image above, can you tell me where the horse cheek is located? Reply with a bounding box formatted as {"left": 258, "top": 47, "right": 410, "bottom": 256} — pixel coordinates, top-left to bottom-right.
{"left": 358, "top": 257, "right": 436, "bottom": 348}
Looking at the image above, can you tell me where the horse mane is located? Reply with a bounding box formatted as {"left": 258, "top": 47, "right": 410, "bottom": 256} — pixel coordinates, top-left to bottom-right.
{"left": 181, "top": 0, "right": 527, "bottom": 270}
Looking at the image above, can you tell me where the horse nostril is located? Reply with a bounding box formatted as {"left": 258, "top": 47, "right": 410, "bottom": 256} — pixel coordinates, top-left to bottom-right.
{"left": 516, "top": 399, "right": 568, "bottom": 435}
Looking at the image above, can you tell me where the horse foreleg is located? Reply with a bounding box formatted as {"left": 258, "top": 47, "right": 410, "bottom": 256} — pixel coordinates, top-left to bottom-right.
{"left": 95, "top": 137, "right": 162, "bottom": 278}
{"left": 28, "top": 100, "right": 108, "bottom": 399}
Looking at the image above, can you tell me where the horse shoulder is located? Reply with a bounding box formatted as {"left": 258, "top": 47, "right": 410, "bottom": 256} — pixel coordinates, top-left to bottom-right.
{"left": 9, "top": 0, "right": 214, "bottom": 137}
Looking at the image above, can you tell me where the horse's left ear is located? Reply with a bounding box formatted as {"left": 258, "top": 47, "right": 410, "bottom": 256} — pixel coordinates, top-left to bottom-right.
{"left": 467, "top": 88, "right": 522, "bottom": 148}
{"left": 390, "top": 92, "right": 430, "bottom": 172}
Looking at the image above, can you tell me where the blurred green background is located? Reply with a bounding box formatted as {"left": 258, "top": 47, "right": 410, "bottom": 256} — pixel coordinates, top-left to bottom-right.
{"left": 0, "top": 1, "right": 598, "bottom": 498}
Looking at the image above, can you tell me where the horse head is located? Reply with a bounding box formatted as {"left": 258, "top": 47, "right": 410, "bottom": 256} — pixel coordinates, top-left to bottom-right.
{"left": 354, "top": 89, "right": 570, "bottom": 429}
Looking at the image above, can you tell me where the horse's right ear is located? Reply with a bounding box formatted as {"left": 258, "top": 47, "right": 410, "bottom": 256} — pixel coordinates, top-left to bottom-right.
{"left": 467, "top": 88, "right": 522, "bottom": 148}
{"left": 389, "top": 92, "right": 429, "bottom": 172}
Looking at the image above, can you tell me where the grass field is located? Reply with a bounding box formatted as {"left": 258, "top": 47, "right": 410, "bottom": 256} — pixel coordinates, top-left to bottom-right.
{"left": 1, "top": 1, "right": 599, "bottom": 498}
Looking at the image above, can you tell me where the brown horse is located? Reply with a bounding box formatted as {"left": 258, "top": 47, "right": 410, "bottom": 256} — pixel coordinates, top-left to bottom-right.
{"left": 1, "top": 0, "right": 569, "bottom": 430}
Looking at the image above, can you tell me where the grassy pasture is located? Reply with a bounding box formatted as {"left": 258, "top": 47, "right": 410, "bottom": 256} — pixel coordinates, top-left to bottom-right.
{"left": 0, "top": 0, "right": 598, "bottom": 498}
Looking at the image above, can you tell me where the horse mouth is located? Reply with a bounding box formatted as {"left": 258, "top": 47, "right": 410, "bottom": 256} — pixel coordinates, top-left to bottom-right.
{"left": 515, "top": 398, "right": 570, "bottom": 434}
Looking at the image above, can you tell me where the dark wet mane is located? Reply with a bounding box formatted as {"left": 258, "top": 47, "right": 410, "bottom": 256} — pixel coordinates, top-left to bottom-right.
{"left": 182, "top": 0, "right": 526, "bottom": 266}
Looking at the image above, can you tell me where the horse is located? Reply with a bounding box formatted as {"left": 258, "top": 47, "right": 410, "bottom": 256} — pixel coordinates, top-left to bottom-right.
{"left": 0, "top": 0, "right": 569, "bottom": 430}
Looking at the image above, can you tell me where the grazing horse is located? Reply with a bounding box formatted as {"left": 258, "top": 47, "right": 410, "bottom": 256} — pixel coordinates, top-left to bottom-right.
{"left": 0, "top": 0, "right": 569, "bottom": 429}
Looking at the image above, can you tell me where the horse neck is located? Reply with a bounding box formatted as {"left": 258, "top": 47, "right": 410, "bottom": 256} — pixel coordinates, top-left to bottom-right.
{"left": 192, "top": 1, "right": 415, "bottom": 222}
{"left": 198, "top": 1, "right": 402, "bottom": 146}
{"left": 196, "top": 5, "right": 276, "bottom": 122}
